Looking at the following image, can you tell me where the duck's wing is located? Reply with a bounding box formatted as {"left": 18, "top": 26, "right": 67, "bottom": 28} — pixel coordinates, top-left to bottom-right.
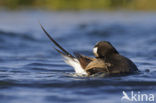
{"left": 85, "top": 59, "right": 111, "bottom": 75}
{"left": 74, "top": 53, "right": 94, "bottom": 69}
{"left": 40, "top": 24, "right": 88, "bottom": 75}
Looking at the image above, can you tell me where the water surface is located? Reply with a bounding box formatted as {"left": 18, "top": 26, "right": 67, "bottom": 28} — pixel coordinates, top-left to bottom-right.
{"left": 0, "top": 11, "right": 156, "bottom": 103}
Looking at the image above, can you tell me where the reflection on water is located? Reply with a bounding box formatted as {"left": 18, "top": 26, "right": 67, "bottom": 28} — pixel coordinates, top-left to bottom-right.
{"left": 0, "top": 11, "right": 156, "bottom": 103}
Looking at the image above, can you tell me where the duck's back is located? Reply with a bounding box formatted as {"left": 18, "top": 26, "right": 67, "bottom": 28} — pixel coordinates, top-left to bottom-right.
{"left": 108, "top": 54, "right": 138, "bottom": 74}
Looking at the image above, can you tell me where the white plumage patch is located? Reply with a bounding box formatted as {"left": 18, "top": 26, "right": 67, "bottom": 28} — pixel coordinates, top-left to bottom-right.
{"left": 93, "top": 47, "right": 98, "bottom": 57}
{"left": 62, "top": 55, "right": 88, "bottom": 76}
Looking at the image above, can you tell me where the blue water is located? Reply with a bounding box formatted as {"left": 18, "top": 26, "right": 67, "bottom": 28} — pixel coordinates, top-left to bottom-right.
{"left": 0, "top": 11, "right": 156, "bottom": 103}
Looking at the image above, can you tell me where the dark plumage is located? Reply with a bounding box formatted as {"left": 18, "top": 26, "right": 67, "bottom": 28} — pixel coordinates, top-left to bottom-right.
{"left": 86, "top": 41, "right": 138, "bottom": 75}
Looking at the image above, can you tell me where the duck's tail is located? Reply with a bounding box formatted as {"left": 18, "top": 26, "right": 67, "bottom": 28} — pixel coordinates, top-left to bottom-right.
{"left": 40, "top": 24, "right": 87, "bottom": 75}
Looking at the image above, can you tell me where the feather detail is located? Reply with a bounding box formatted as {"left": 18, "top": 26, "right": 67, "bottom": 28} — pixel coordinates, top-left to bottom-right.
{"left": 40, "top": 24, "right": 88, "bottom": 75}
{"left": 62, "top": 55, "right": 88, "bottom": 75}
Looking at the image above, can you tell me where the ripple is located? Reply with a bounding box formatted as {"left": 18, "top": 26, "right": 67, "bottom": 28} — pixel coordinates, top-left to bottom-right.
{"left": 0, "top": 30, "right": 36, "bottom": 41}
{"left": 26, "top": 62, "right": 68, "bottom": 68}
{"left": 0, "top": 11, "right": 156, "bottom": 103}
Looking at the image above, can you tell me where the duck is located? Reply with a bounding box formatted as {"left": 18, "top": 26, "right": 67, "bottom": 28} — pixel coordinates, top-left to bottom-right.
{"left": 40, "top": 24, "right": 139, "bottom": 76}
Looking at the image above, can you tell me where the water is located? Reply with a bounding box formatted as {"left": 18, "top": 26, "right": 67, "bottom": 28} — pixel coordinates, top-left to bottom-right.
{"left": 0, "top": 11, "right": 156, "bottom": 103}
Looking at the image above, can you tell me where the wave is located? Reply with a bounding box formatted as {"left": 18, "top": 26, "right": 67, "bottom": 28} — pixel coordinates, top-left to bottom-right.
{"left": 0, "top": 79, "right": 156, "bottom": 89}
{"left": 76, "top": 23, "right": 128, "bottom": 37}
{"left": 0, "top": 30, "right": 38, "bottom": 42}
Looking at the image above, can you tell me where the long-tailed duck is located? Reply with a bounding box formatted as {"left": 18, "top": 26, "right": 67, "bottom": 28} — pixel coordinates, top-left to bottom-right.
{"left": 40, "top": 24, "right": 138, "bottom": 76}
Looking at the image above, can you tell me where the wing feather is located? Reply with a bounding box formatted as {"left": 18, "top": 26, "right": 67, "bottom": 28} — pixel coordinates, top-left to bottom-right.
{"left": 74, "top": 53, "right": 94, "bottom": 69}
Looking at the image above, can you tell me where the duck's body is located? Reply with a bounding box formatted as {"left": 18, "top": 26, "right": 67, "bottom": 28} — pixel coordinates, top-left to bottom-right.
{"left": 64, "top": 45, "right": 138, "bottom": 76}
{"left": 41, "top": 25, "right": 138, "bottom": 76}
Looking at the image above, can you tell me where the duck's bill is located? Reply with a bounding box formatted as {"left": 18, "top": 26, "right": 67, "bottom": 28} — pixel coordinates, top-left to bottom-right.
{"left": 40, "top": 24, "right": 74, "bottom": 58}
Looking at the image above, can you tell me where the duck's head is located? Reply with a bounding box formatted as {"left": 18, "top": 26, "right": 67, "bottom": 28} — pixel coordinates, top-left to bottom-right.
{"left": 93, "top": 41, "right": 119, "bottom": 58}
